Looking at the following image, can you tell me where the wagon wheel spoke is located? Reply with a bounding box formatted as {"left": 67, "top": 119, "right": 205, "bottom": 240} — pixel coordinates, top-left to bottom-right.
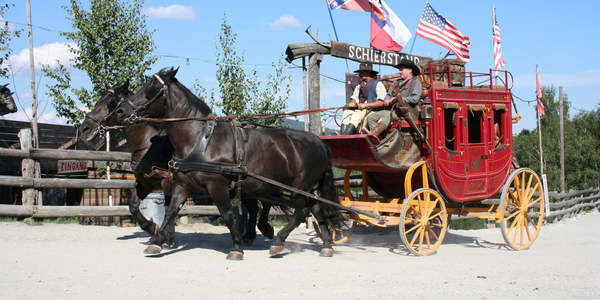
{"left": 506, "top": 212, "right": 519, "bottom": 236}
{"left": 524, "top": 214, "right": 532, "bottom": 242}
{"left": 524, "top": 173, "right": 534, "bottom": 200}
{"left": 409, "top": 227, "right": 423, "bottom": 247}
{"left": 424, "top": 197, "right": 440, "bottom": 220}
{"left": 427, "top": 226, "right": 439, "bottom": 241}
{"left": 428, "top": 211, "right": 443, "bottom": 221}
{"left": 424, "top": 229, "right": 431, "bottom": 249}
{"left": 511, "top": 215, "right": 521, "bottom": 246}
{"left": 527, "top": 196, "right": 543, "bottom": 209}
{"left": 524, "top": 182, "right": 540, "bottom": 205}
{"left": 405, "top": 223, "right": 421, "bottom": 235}
{"left": 505, "top": 209, "right": 520, "bottom": 223}
{"left": 417, "top": 193, "right": 424, "bottom": 216}
{"left": 418, "top": 228, "right": 425, "bottom": 252}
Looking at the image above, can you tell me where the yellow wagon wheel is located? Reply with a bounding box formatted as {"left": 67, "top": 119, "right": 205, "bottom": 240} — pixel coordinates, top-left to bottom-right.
{"left": 399, "top": 188, "right": 448, "bottom": 256}
{"left": 499, "top": 168, "right": 545, "bottom": 250}
{"left": 313, "top": 219, "right": 357, "bottom": 245}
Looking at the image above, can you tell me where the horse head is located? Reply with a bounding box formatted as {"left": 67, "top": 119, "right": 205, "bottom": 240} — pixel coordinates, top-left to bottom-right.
{"left": 114, "top": 67, "right": 212, "bottom": 125}
{"left": 78, "top": 81, "right": 130, "bottom": 149}
{"left": 0, "top": 84, "right": 17, "bottom": 116}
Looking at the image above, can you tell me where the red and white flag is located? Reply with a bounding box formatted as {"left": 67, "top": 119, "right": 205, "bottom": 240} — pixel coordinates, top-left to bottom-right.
{"left": 328, "top": 0, "right": 412, "bottom": 51}
{"left": 536, "top": 64, "right": 545, "bottom": 116}
{"left": 493, "top": 6, "right": 506, "bottom": 70}
{"left": 416, "top": 3, "right": 471, "bottom": 63}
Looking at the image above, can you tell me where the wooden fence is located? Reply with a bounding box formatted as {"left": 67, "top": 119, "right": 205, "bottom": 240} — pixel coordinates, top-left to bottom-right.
{"left": 0, "top": 129, "right": 598, "bottom": 221}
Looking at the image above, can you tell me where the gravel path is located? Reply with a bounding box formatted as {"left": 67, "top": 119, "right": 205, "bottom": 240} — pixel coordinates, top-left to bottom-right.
{"left": 1, "top": 212, "right": 599, "bottom": 299}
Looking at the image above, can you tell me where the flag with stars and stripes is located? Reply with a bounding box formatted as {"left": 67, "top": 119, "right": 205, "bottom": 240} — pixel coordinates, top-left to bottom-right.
{"left": 416, "top": 3, "right": 471, "bottom": 63}
{"left": 493, "top": 6, "right": 506, "bottom": 70}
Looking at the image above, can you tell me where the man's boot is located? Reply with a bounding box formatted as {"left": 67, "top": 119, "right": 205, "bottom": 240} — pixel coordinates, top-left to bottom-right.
{"left": 342, "top": 124, "right": 356, "bottom": 135}
{"left": 368, "top": 122, "right": 387, "bottom": 137}
{"left": 339, "top": 124, "right": 346, "bottom": 135}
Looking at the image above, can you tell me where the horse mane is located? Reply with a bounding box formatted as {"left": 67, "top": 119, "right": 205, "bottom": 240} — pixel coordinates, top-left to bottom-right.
{"left": 158, "top": 67, "right": 212, "bottom": 116}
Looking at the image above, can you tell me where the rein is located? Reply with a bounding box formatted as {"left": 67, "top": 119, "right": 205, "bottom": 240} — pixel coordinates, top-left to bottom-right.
{"left": 135, "top": 106, "right": 348, "bottom": 124}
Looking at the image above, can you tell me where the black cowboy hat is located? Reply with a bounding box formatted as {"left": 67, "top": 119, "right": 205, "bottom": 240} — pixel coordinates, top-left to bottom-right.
{"left": 353, "top": 62, "right": 378, "bottom": 76}
{"left": 395, "top": 59, "right": 421, "bottom": 76}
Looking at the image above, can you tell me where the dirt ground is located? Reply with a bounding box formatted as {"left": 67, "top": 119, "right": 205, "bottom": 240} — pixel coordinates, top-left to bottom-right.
{"left": 1, "top": 212, "right": 599, "bottom": 299}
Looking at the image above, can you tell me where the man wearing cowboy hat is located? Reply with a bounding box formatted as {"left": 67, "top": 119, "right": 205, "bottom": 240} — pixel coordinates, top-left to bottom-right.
{"left": 365, "top": 59, "right": 422, "bottom": 136}
{"left": 340, "top": 62, "right": 387, "bottom": 135}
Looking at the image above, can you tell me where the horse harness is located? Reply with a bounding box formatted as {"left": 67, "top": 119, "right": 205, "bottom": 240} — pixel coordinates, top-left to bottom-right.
{"left": 168, "top": 118, "right": 248, "bottom": 203}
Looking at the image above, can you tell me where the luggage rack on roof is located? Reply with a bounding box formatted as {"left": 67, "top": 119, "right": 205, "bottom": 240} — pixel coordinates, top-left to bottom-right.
{"left": 423, "top": 63, "right": 514, "bottom": 91}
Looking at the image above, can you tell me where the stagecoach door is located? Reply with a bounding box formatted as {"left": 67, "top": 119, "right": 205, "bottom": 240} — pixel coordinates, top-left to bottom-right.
{"left": 463, "top": 104, "right": 489, "bottom": 197}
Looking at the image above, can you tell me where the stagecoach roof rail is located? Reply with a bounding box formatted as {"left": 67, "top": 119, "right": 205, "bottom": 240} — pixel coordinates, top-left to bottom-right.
{"left": 423, "top": 62, "right": 513, "bottom": 91}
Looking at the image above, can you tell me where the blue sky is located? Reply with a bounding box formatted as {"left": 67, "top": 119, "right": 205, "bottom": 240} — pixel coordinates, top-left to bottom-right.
{"left": 2, "top": 0, "right": 599, "bottom": 132}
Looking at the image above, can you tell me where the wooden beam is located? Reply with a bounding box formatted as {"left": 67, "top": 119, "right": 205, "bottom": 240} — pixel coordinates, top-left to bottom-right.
{"left": 0, "top": 147, "right": 131, "bottom": 161}
{"left": 0, "top": 205, "right": 289, "bottom": 218}
{"left": 0, "top": 175, "right": 135, "bottom": 189}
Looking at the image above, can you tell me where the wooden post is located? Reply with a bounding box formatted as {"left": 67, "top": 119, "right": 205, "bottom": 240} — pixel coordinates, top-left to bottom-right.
{"left": 559, "top": 86, "right": 565, "bottom": 193}
{"left": 302, "top": 57, "right": 308, "bottom": 132}
{"left": 26, "top": 0, "right": 38, "bottom": 150}
{"left": 18, "top": 129, "right": 36, "bottom": 206}
{"left": 308, "top": 53, "right": 323, "bottom": 135}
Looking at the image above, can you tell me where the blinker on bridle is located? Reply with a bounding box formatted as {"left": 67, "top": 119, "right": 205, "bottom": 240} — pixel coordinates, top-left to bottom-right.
{"left": 120, "top": 73, "right": 169, "bottom": 125}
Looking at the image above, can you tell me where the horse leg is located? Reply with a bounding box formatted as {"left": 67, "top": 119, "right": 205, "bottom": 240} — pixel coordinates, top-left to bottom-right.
{"left": 311, "top": 203, "right": 335, "bottom": 257}
{"left": 257, "top": 201, "right": 274, "bottom": 239}
{"left": 241, "top": 199, "right": 258, "bottom": 245}
{"left": 269, "top": 206, "right": 310, "bottom": 255}
{"left": 148, "top": 184, "right": 187, "bottom": 255}
{"left": 207, "top": 183, "right": 245, "bottom": 260}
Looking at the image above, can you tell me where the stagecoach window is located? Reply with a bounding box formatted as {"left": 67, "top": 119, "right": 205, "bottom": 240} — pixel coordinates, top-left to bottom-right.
{"left": 493, "top": 107, "right": 505, "bottom": 148}
{"left": 444, "top": 107, "right": 457, "bottom": 150}
{"left": 468, "top": 110, "right": 483, "bottom": 144}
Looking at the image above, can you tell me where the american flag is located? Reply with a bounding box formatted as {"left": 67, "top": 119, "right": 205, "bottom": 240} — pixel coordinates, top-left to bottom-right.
{"left": 493, "top": 6, "right": 506, "bottom": 70}
{"left": 416, "top": 3, "right": 470, "bottom": 63}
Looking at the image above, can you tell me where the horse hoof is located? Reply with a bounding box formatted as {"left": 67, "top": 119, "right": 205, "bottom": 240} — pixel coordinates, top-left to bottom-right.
{"left": 143, "top": 244, "right": 162, "bottom": 255}
{"left": 161, "top": 243, "right": 173, "bottom": 250}
{"left": 269, "top": 245, "right": 284, "bottom": 255}
{"left": 226, "top": 251, "right": 244, "bottom": 260}
{"left": 320, "top": 248, "right": 334, "bottom": 257}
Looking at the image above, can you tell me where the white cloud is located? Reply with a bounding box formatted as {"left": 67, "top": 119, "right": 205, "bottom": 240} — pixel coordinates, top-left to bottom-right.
{"left": 1, "top": 108, "right": 67, "bottom": 125}
{"left": 268, "top": 14, "right": 301, "bottom": 31}
{"left": 5, "top": 42, "right": 78, "bottom": 75}
{"left": 514, "top": 69, "right": 600, "bottom": 89}
{"left": 143, "top": 5, "right": 195, "bottom": 20}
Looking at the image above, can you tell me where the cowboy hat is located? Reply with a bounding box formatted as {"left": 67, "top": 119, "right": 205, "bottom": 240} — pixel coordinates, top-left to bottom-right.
{"left": 395, "top": 59, "right": 421, "bottom": 76}
{"left": 353, "top": 62, "right": 378, "bottom": 76}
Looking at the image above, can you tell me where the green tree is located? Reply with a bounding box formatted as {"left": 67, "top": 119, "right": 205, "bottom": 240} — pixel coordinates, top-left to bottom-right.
{"left": 200, "top": 14, "right": 290, "bottom": 126}
{"left": 514, "top": 86, "right": 600, "bottom": 190}
{"left": 43, "top": 0, "right": 156, "bottom": 125}
{"left": 0, "top": 4, "right": 22, "bottom": 79}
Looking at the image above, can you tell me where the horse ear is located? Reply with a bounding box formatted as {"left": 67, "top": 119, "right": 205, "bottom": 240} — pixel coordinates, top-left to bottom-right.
{"left": 165, "top": 67, "right": 179, "bottom": 80}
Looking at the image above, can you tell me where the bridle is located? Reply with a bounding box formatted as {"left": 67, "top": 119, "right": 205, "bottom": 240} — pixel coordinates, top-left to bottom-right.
{"left": 117, "top": 73, "right": 169, "bottom": 125}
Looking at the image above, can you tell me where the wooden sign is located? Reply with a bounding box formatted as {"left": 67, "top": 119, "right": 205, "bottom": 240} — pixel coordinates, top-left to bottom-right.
{"left": 330, "top": 41, "right": 431, "bottom": 67}
{"left": 57, "top": 160, "right": 88, "bottom": 174}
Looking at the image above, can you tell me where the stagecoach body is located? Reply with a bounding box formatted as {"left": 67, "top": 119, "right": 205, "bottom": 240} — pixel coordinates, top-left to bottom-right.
{"left": 320, "top": 63, "right": 546, "bottom": 255}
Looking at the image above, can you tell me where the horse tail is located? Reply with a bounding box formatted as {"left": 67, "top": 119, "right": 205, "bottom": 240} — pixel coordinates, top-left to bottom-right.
{"left": 316, "top": 147, "right": 344, "bottom": 228}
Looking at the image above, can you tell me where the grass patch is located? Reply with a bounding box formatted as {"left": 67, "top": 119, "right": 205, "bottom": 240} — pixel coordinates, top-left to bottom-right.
{"left": 449, "top": 218, "right": 491, "bottom": 230}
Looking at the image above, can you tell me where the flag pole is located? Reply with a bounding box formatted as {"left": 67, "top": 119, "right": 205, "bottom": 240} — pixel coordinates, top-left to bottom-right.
{"left": 324, "top": 0, "right": 349, "bottom": 72}
{"left": 492, "top": 5, "right": 497, "bottom": 86}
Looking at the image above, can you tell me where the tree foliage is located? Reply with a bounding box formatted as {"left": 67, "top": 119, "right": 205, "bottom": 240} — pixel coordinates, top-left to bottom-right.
{"left": 196, "top": 14, "right": 290, "bottom": 126}
{"left": 513, "top": 86, "right": 600, "bottom": 190}
{"left": 0, "top": 4, "right": 22, "bottom": 79}
{"left": 43, "top": 0, "right": 156, "bottom": 125}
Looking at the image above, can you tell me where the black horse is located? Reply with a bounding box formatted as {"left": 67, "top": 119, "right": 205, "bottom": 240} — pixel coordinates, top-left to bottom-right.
{"left": 79, "top": 82, "right": 274, "bottom": 254}
{"left": 0, "top": 84, "right": 17, "bottom": 116}
{"left": 114, "top": 68, "right": 343, "bottom": 260}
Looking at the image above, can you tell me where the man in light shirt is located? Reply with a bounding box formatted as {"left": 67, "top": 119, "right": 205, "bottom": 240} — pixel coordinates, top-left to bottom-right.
{"left": 340, "top": 62, "right": 387, "bottom": 135}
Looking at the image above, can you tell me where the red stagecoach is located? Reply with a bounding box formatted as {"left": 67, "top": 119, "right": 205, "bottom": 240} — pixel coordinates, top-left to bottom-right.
{"left": 320, "top": 63, "right": 546, "bottom": 255}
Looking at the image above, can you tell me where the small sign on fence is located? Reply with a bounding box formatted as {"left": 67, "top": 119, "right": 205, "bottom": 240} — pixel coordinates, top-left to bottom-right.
{"left": 57, "top": 160, "right": 88, "bottom": 174}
